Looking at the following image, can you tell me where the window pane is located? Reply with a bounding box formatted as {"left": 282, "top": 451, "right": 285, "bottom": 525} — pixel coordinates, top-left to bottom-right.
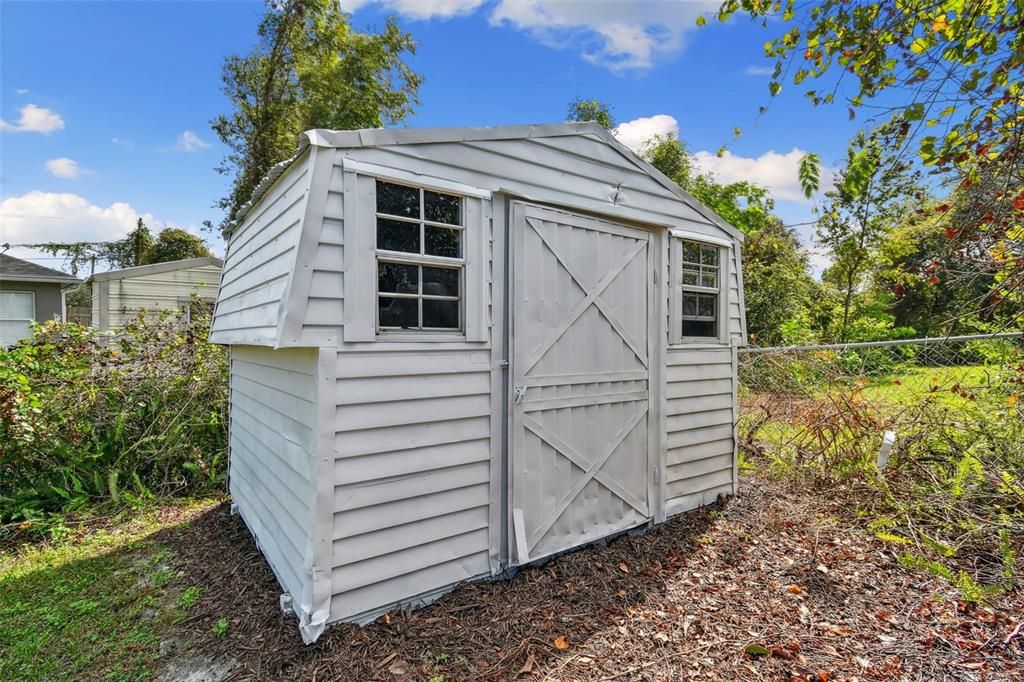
{"left": 376, "top": 180, "right": 419, "bottom": 218}
{"left": 0, "top": 320, "right": 32, "bottom": 346}
{"left": 423, "top": 299, "right": 459, "bottom": 329}
{"left": 700, "top": 270, "right": 718, "bottom": 288}
{"left": 0, "top": 292, "right": 34, "bottom": 319}
{"left": 422, "top": 266, "right": 459, "bottom": 297}
{"left": 377, "top": 218, "right": 420, "bottom": 253}
{"left": 379, "top": 296, "right": 418, "bottom": 328}
{"left": 698, "top": 294, "right": 717, "bottom": 318}
{"left": 682, "top": 294, "right": 697, "bottom": 317}
{"left": 681, "top": 241, "right": 700, "bottom": 264}
{"left": 682, "top": 268, "right": 699, "bottom": 286}
{"left": 424, "top": 190, "right": 460, "bottom": 225}
{"left": 378, "top": 262, "right": 419, "bottom": 294}
{"left": 425, "top": 226, "right": 461, "bottom": 258}
{"left": 700, "top": 244, "right": 719, "bottom": 265}
{"left": 682, "top": 319, "right": 717, "bottom": 337}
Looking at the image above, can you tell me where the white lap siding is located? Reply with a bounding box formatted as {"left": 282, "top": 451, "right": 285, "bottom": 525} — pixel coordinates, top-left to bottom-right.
{"left": 663, "top": 347, "right": 737, "bottom": 516}
{"left": 328, "top": 348, "right": 493, "bottom": 623}
{"left": 228, "top": 346, "right": 316, "bottom": 619}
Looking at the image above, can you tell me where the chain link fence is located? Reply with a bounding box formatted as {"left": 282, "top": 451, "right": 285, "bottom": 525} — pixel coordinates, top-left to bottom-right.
{"left": 736, "top": 332, "right": 1024, "bottom": 593}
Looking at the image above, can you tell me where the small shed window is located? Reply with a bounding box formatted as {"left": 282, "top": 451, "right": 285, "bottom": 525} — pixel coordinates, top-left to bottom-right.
{"left": 375, "top": 180, "right": 464, "bottom": 332}
{"left": 669, "top": 235, "right": 730, "bottom": 344}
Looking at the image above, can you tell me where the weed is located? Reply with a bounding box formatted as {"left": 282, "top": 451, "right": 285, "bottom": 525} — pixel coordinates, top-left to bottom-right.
{"left": 212, "top": 617, "right": 229, "bottom": 639}
{"left": 178, "top": 586, "right": 202, "bottom": 610}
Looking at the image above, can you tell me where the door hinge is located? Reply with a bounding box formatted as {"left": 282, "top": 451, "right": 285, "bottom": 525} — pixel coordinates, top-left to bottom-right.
{"left": 513, "top": 386, "right": 527, "bottom": 403}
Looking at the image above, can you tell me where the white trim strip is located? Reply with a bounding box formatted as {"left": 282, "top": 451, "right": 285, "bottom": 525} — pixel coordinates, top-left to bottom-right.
{"left": 340, "top": 157, "right": 492, "bottom": 199}
{"left": 669, "top": 228, "right": 733, "bottom": 248}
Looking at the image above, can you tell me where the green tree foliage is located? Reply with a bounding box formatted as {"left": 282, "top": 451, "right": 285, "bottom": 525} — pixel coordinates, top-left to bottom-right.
{"left": 144, "top": 228, "right": 212, "bottom": 264}
{"left": 212, "top": 0, "right": 422, "bottom": 226}
{"left": 818, "top": 122, "right": 923, "bottom": 341}
{"left": 566, "top": 97, "right": 615, "bottom": 129}
{"left": 30, "top": 221, "right": 212, "bottom": 277}
{"left": 742, "top": 221, "right": 817, "bottom": 344}
{"left": 710, "top": 0, "right": 1023, "bottom": 322}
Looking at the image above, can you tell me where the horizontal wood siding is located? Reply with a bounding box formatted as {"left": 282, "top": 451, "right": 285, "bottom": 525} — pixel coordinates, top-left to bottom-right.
{"left": 663, "top": 347, "right": 736, "bottom": 516}
{"left": 229, "top": 346, "right": 316, "bottom": 605}
{"left": 210, "top": 157, "right": 310, "bottom": 345}
{"left": 102, "top": 265, "right": 221, "bottom": 330}
{"left": 329, "top": 348, "right": 492, "bottom": 622}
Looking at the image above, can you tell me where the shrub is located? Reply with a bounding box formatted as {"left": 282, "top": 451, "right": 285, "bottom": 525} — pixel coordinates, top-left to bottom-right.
{"left": 0, "top": 306, "right": 228, "bottom": 527}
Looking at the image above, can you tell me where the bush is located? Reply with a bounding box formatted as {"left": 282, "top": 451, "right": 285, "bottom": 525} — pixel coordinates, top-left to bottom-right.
{"left": 0, "top": 307, "right": 228, "bottom": 527}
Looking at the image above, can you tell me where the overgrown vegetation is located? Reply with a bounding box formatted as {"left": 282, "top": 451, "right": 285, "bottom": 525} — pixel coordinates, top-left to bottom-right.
{"left": 0, "top": 306, "right": 228, "bottom": 534}
{"left": 739, "top": 336, "right": 1024, "bottom": 601}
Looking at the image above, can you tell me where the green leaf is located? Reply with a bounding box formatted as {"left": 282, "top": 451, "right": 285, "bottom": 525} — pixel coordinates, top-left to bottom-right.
{"left": 798, "top": 152, "right": 821, "bottom": 199}
{"left": 910, "top": 37, "right": 929, "bottom": 54}
{"left": 695, "top": 15, "right": 707, "bottom": 27}
{"left": 768, "top": 81, "right": 782, "bottom": 96}
{"left": 745, "top": 644, "right": 771, "bottom": 657}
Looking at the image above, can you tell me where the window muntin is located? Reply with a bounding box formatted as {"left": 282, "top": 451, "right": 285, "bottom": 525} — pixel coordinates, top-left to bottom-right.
{"left": 0, "top": 291, "right": 35, "bottom": 346}
{"left": 680, "top": 240, "right": 720, "bottom": 338}
{"left": 375, "top": 179, "right": 464, "bottom": 332}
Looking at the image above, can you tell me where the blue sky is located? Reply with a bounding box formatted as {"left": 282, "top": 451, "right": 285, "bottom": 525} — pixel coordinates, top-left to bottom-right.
{"left": 1, "top": 0, "right": 862, "bottom": 273}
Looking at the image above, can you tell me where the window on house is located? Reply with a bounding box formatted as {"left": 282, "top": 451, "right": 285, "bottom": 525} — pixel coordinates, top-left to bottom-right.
{"left": 0, "top": 291, "right": 35, "bottom": 347}
{"left": 375, "top": 180, "right": 464, "bottom": 332}
{"left": 678, "top": 239, "right": 722, "bottom": 339}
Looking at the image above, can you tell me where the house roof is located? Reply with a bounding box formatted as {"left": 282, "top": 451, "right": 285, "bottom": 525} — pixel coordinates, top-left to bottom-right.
{"left": 0, "top": 253, "right": 81, "bottom": 284}
{"left": 229, "top": 122, "right": 744, "bottom": 242}
{"left": 87, "top": 256, "right": 224, "bottom": 283}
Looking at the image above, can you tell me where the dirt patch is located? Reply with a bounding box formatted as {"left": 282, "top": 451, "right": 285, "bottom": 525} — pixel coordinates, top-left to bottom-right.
{"left": 166, "top": 476, "right": 1023, "bottom": 680}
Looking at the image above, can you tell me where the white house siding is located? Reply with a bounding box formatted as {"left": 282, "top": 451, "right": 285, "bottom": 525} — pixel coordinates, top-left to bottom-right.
{"left": 210, "top": 155, "right": 311, "bottom": 345}
{"left": 98, "top": 264, "right": 221, "bottom": 330}
{"left": 228, "top": 346, "right": 317, "bottom": 615}
{"left": 663, "top": 347, "right": 736, "bottom": 516}
{"left": 328, "top": 348, "right": 493, "bottom": 622}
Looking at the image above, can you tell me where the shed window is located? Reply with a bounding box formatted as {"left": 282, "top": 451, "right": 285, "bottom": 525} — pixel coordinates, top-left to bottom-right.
{"left": 0, "top": 291, "right": 35, "bottom": 346}
{"left": 680, "top": 240, "right": 719, "bottom": 338}
{"left": 375, "top": 180, "right": 464, "bottom": 332}
{"left": 670, "top": 236, "right": 729, "bottom": 344}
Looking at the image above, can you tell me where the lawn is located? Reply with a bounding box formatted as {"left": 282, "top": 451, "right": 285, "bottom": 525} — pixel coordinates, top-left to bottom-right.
{"left": 0, "top": 500, "right": 220, "bottom": 682}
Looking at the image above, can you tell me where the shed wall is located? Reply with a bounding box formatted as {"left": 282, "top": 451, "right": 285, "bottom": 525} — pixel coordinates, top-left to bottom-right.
{"left": 328, "top": 348, "right": 493, "bottom": 622}
{"left": 210, "top": 155, "right": 311, "bottom": 345}
{"left": 96, "top": 265, "right": 222, "bottom": 331}
{"left": 228, "top": 346, "right": 316, "bottom": 612}
{"left": 663, "top": 347, "right": 737, "bottom": 515}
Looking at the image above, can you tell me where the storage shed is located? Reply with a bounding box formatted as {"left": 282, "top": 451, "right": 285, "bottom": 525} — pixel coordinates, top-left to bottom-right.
{"left": 210, "top": 123, "right": 747, "bottom": 643}
{"left": 88, "top": 256, "right": 223, "bottom": 331}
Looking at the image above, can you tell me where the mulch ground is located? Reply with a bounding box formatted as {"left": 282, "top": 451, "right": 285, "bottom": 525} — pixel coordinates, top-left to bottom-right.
{"left": 167, "top": 475, "right": 1023, "bottom": 681}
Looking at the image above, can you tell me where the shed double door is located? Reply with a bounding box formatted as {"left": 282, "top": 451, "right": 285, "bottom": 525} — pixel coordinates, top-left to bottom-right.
{"left": 509, "top": 202, "right": 654, "bottom": 565}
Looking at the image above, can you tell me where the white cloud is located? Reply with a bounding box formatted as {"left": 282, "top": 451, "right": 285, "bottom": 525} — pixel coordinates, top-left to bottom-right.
{"left": 693, "top": 147, "right": 834, "bottom": 204}
{"left": 174, "top": 130, "right": 211, "bottom": 152}
{"left": 0, "top": 191, "right": 158, "bottom": 248}
{"left": 744, "top": 65, "right": 774, "bottom": 77}
{"left": 612, "top": 114, "right": 679, "bottom": 152}
{"left": 344, "top": 0, "right": 716, "bottom": 71}
{"left": 15, "top": 88, "right": 29, "bottom": 95}
{"left": 490, "top": 0, "right": 718, "bottom": 71}
{"left": 0, "top": 103, "right": 65, "bottom": 134}
{"left": 45, "top": 157, "right": 85, "bottom": 179}
{"left": 340, "top": 0, "right": 484, "bottom": 19}
{"left": 112, "top": 137, "right": 135, "bottom": 150}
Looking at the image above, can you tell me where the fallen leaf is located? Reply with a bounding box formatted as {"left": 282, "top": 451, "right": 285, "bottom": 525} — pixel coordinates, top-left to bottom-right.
{"left": 616, "top": 589, "right": 626, "bottom": 598}
{"left": 518, "top": 655, "right": 535, "bottom": 674}
{"left": 653, "top": 632, "right": 669, "bottom": 643}
{"left": 788, "top": 584, "right": 803, "bottom": 594}
{"left": 745, "top": 644, "right": 771, "bottom": 657}
{"left": 618, "top": 562, "right": 630, "bottom": 573}
{"left": 384, "top": 613, "right": 392, "bottom": 625}
{"left": 553, "top": 635, "right": 570, "bottom": 650}
{"left": 816, "top": 564, "right": 829, "bottom": 574}
{"left": 388, "top": 659, "right": 410, "bottom": 675}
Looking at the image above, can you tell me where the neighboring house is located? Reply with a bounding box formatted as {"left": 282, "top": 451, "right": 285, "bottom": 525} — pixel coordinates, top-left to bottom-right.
{"left": 88, "top": 256, "right": 223, "bottom": 331}
{"left": 0, "top": 253, "right": 81, "bottom": 346}
{"left": 210, "top": 123, "right": 748, "bottom": 643}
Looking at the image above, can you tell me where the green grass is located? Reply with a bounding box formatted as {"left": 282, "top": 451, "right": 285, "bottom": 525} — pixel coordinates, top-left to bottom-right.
{"left": 860, "top": 364, "right": 996, "bottom": 406}
{"left": 0, "top": 500, "right": 218, "bottom": 682}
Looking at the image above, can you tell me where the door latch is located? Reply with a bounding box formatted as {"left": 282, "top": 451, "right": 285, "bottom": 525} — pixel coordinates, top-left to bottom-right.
{"left": 513, "top": 386, "right": 527, "bottom": 403}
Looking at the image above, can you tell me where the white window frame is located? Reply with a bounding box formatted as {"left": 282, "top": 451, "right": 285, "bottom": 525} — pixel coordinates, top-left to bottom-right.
{"left": 342, "top": 160, "right": 490, "bottom": 343}
{"left": 0, "top": 290, "right": 36, "bottom": 346}
{"left": 669, "top": 231, "right": 730, "bottom": 345}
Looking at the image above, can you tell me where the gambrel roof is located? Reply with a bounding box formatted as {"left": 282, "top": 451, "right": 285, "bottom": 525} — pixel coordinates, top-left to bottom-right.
{"left": 230, "top": 122, "right": 744, "bottom": 242}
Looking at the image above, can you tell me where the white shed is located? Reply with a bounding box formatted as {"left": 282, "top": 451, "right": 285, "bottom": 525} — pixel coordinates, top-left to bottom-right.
{"left": 89, "top": 257, "right": 223, "bottom": 331}
{"left": 210, "top": 123, "right": 747, "bottom": 643}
